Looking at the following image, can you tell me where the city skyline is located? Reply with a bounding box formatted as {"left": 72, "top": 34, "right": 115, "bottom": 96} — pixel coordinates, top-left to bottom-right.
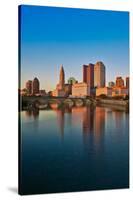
{"left": 22, "top": 63, "right": 129, "bottom": 99}
{"left": 20, "top": 5, "right": 129, "bottom": 91}
{"left": 22, "top": 63, "right": 129, "bottom": 93}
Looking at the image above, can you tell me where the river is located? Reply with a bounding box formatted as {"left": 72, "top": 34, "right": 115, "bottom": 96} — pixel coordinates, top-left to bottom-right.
{"left": 19, "top": 105, "right": 129, "bottom": 195}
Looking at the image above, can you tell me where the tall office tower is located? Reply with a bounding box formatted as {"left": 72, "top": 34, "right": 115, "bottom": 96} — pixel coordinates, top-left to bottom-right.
{"left": 83, "top": 63, "right": 94, "bottom": 88}
{"left": 116, "top": 77, "right": 124, "bottom": 87}
{"left": 59, "top": 65, "right": 65, "bottom": 89}
{"left": 126, "top": 77, "right": 129, "bottom": 88}
{"left": 94, "top": 61, "right": 106, "bottom": 88}
{"left": 32, "top": 77, "right": 40, "bottom": 95}
{"left": 26, "top": 80, "right": 32, "bottom": 95}
{"left": 83, "top": 64, "right": 88, "bottom": 83}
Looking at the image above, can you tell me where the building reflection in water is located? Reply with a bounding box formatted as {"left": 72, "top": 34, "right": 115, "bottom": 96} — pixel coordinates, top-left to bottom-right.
{"left": 56, "top": 109, "right": 65, "bottom": 139}
{"left": 25, "top": 109, "right": 39, "bottom": 131}
{"left": 94, "top": 107, "right": 105, "bottom": 138}
{"left": 25, "top": 110, "right": 33, "bottom": 118}
{"left": 32, "top": 109, "right": 39, "bottom": 119}
{"left": 71, "top": 107, "right": 84, "bottom": 126}
{"left": 114, "top": 111, "right": 125, "bottom": 130}
{"left": 82, "top": 106, "right": 94, "bottom": 134}
{"left": 82, "top": 106, "right": 95, "bottom": 151}
{"left": 47, "top": 106, "right": 106, "bottom": 147}
{"left": 93, "top": 106, "right": 106, "bottom": 153}
{"left": 24, "top": 106, "right": 106, "bottom": 146}
{"left": 25, "top": 109, "right": 39, "bottom": 119}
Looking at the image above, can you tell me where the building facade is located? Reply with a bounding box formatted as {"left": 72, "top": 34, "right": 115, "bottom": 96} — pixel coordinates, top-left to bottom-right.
{"left": 32, "top": 77, "right": 40, "bottom": 95}
{"left": 96, "top": 87, "right": 112, "bottom": 97}
{"left": 115, "top": 77, "right": 124, "bottom": 87}
{"left": 39, "top": 90, "right": 46, "bottom": 96}
{"left": 72, "top": 82, "right": 90, "bottom": 97}
{"left": 94, "top": 61, "right": 106, "bottom": 88}
{"left": 126, "top": 77, "right": 129, "bottom": 88}
{"left": 58, "top": 65, "right": 65, "bottom": 89}
{"left": 112, "top": 87, "right": 129, "bottom": 97}
{"left": 96, "top": 86, "right": 129, "bottom": 97}
{"left": 83, "top": 63, "right": 94, "bottom": 88}
{"left": 26, "top": 80, "right": 32, "bottom": 95}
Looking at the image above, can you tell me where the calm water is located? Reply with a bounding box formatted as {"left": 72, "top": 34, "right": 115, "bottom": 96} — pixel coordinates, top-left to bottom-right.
{"left": 20, "top": 106, "right": 129, "bottom": 195}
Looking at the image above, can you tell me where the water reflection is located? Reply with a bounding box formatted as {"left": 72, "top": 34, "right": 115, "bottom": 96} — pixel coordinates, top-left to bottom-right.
{"left": 82, "top": 106, "right": 94, "bottom": 134}
{"left": 94, "top": 107, "right": 105, "bottom": 142}
{"left": 25, "top": 109, "right": 39, "bottom": 119}
{"left": 23, "top": 106, "right": 106, "bottom": 154}
{"left": 21, "top": 105, "right": 129, "bottom": 194}
{"left": 24, "top": 106, "right": 127, "bottom": 141}
{"left": 56, "top": 109, "right": 65, "bottom": 139}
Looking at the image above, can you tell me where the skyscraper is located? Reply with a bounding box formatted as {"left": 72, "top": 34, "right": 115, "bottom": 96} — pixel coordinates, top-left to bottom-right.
{"left": 83, "top": 63, "right": 94, "bottom": 88}
{"left": 83, "top": 64, "right": 88, "bottom": 83}
{"left": 116, "top": 77, "right": 124, "bottom": 87}
{"left": 26, "top": 80, "right": 32, "bottom": 95}
{"left": 32, "top": 77, "right": 40, "bottom": 95}
{"left": 52, "top": 65, "right": 71, "bottom": 97}
{"left": 94, "top": 61, "right": 106, "bottom": 88}
{"left": 59, "top": 65, "right": 65, "bottom": 89}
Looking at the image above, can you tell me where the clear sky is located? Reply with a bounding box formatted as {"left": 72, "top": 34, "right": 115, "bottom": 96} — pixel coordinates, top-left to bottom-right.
{"left": 20, "top": 5, "right": 129, "bottom": 91}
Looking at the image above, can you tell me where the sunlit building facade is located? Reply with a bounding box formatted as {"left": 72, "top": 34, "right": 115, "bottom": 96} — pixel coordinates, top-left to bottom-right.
{"left": 112, "top": 87, "right": 129, "bottom": 97}
{"left": 94, "top": 61, "right": 106, "bottom": 88}
{"left": 126, "top": 77, "right": 129, "bottom": 88}
{"left": 116, "top": 77, "right": 124, "bottom": 87}
{"left": 96, "top": 87, "right": 112, "bottom": 97}
{"left": 72, "top": 82, "right": 90, "bottom": 97}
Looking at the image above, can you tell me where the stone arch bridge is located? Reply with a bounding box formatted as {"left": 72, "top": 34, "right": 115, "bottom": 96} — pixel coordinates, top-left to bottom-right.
{"left": 21, "top": 96, "right": 96, "bottom": 110}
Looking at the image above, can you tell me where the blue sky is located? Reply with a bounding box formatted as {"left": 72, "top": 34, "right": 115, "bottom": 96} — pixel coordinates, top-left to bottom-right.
{"left": 20, "top": 5, "right": 129, "bottom": 91}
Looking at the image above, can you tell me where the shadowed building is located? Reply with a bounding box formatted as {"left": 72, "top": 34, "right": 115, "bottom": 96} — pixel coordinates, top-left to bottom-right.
{"left": 26, "top": 80, "right": 32, "bottom": 95}
{"left": 39, "top": 90, "right": 46, "bottom": 96}
{"left": 126, "top": 77, "right": 129, "bottom": 89}
{"left": 94, "top": 61, "right": 106, "bottom": 88}
{"left": 83, "top": 63, "right": 95, "bottom": 96}
{"left": 83, "top": 63, "right": 94, "bottom": 88}
{"left": 32, "top": 77, "right": 40, "bottom": 95}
